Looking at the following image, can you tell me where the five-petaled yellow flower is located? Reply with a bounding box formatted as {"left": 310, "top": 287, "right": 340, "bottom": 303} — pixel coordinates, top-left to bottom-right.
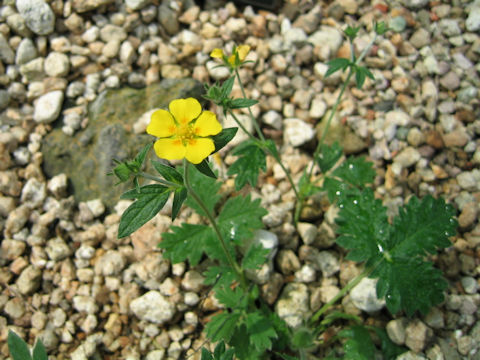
{"left": 147, "top": 98, "right": 222, "bottom": 164}
{"left": 210, "top": 45, "right": 250, "bottom": 68}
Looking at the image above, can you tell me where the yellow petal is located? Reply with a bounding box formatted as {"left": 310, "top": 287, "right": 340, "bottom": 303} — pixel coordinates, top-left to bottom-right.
{"left": 185, "top": 138, "right": 215, "bottom": 164}
{"left": 194, "top": 111, "right": 222, "bottom": 136}
{"left": 153, "top": 138, "right": 186, "bottom": 161}
{"left": 210, "top": 48, "right": 224, "bottom": 58}
{"left": 147, "top": 109, "right": 176, "bottom": 137}
{"left": 237, "top": 45, "right": 250, "bottom": 61}
{"left": 169, "top": 98, "right": 202, "bottom": 125}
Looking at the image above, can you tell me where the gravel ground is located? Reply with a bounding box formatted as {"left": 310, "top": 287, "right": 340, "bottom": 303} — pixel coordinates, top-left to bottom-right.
{"left": 0, "top": 0, "right": 479, "bottom": 359}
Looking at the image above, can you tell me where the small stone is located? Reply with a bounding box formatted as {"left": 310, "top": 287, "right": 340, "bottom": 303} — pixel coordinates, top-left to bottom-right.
{"left": 0, "top": 90, "right": 10, "bottom": 111}
{"left": 309, "top": 97, "right": 327, "bottom": 119}
{"left": 5, "top": 298, "right": 25, "bottom": 319}
{"left": 275, "top": 282, "right": 310, "bottom": 328}
{"left": 94, "top": 250, "right": 126, "bottom": 276}
{"left": 424, "top": 307, "right": 445, "bottom": 329}
{"left": 16, "top": 265, "right": 42, "bottom": 295}
{"left": 0, "top": 196, "right": 16, "bottom": 217}
{"left": 5, "top": 205, "right": 30, "bottom": 236}
{"left": 442, "top": 129, "right": 469, "bottom": 148}
{"left": 130, "top": 291, "right": 176, "bottom": 324}
{"left": 294, "top": 264, "right": 316, "bottom": 283}
{"left": 33, "top": 90, "right": 64, "bottom": 123}
{"left": 20, "top": 177, "right": 46, "bottom": 208}
{"left": 461, "top": 276, "right": 478, "bottom": 294}
{"left": 146, "top": 350, "right": 165, "bottom": 360}
{"left": 458, "top": 202, "right": 478, "bottom": 229}
{"left": 311, "top": 251, "right": 340, "bottom": 277}
{"left": 125, "top": 0, "right": 150, "bottom": 10}
{"left": 350, "top": 277, "right": 385, "bottom": 313}
{"left": 44, "top": 52, "right": 70, "bottom": 77}
{"left": 15, "top": 38, "right": 37, "bottom": 65}
{"left": 409, "top": 28, "right": 430, "bottom": 49}
{"left": 181, "top": 270, "right": 204, "bottom": 293}
{"left": 309, "top": 26, "right": 343, "bottom": 60}
{"left": 394, "top": 147, "right": 421, "bottom": 168}
{"left": 7, "top": 13, "right": 32, "bottom": 37}
{"left": 386, "top": 318, "right": 407, "bottom": 345}
{"left": 73, "top": 295, "right": 98, "bottom": 314}
{"left": 0, "top": 239, "right": 26, "bottom": 261}
{"left": 0, "top": 34, "right": 15, "bottom": 64}
{"left": 72, "top": 0, "right": 114, "bottom": 12}
{"left": 31, "top": 311, "right": 48, "bottom": 330}
{"left": 284, "top": 118, "right": 315, "bottom": 147}
{"left": 120, "top": 41, "right": 136, "bottom": 65}
{"left": 47, "top": 173, "right": 68, "bottom": 198}
{"left": 466, "top": 6, "right": 480, "bottom": 32}
{"left": 16, "top": 0, "right": 55, "bottom": 35}
{"left": 438, "top": 19, "right": 461, "bottom": 37}
{"left": 262, "top": 110, "right": 282, "bottom": 130}
{"left": 45, "top": 237, "right": 72, "bottom": 261}
{"left": 440, "top": 71, "right": 460, "bottom": 90}
{"left": 100, "top": 24, "right": 127, "bottom": 42}
{"left": 297, "top": 222, "right": 317, "bottom": 245}
{"left": 457, "top": 170, "right": 480, "bottom": 191}
{"left": 276, "top": 249, "right": 301, "bottom": 275}
{"left": 405, "top": 320, "right": 432, "bottom": 353}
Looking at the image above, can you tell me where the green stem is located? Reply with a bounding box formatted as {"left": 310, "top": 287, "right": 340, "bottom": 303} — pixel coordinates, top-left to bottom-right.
{"left": 234, "top": 68, "right": 265, "bottom": 142}
{"left": 311, "top": 266, "right": 372, "bottom": 323}
{"left": 139, "top": 172, "right": 181, "bottom": 188}
{"left": 183, "top": 160, "right": 247, "bottom": 289}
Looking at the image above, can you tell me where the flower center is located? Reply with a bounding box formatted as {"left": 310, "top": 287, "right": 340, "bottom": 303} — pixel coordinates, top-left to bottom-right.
{"left": 177, "top": 124, "right": 196, "bottom": 145}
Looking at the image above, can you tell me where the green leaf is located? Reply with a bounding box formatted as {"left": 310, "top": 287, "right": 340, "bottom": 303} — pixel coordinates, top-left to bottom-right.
{"left": 245, "top": 311, "right": 278, "bottom": 352}
{"left": 221, "top": 76, "right": 235, "bottom": 100}
{"left": 201, "top": 348, "right": 214, "bottom": 360}
{"left": 373, "top": 328, "right": 407, "bottom": 360}
{"left": 291, "top": 327, "right": 315, "bottom": 349}
{"left": 242, "top": 243, "right": 269, "bottom": 270}
{"left": 215, "top": 286, "right": 248, "bottom": 309}
{"left": 160, "top": 223, "right": 215, "bottom": 266}
{"left": 111, "top": 161, "right": 133, "bottom": 183}
{"left": 325, "top": 58, "right": 351, "bottom": 78}
{"left": 195, "top": 159, "right": 217, "bottom": 179}
{"left": 134, "top": 143, "right": 152, "bottom": 166}
{"left": 229, "top": 98, "right": 259, "bottom": 109}
{"left": 375, "top": 21, "right": 389, "bottom": 35}
{"left": 213, "top": 341, "right": 226, "bottom": 358}
{"left": 331, "top": 156, "right": 376, "bottom": 188}
{"left": 186, "top": 164, "right": 221, "bottom": 217}
{"left": 171, "top": 187, "right": 187, "bottom": 221}
{"left": 8, "top": 330, "right": 32, "bottom": 360}
{"left": 338, "top": 326, "right": 376, "bottom": 360}
{"left": 217, "top": 195, "right": 267, "bottom": 245}
{"left": 212, "top": 127, "right": 238, "bottom": 154}
{"left": 344, "top": 25, "right": 360, "bottom": 40}
{"left": 118, "top": 185, "right": 170, "bottom": 238}
{"left": 204, "top": 266, "right": 238, "bottom": 290}
{"left": 205, "top": 311, "right": 242, "bottom": 343}
{"left": 32, "top": 339, "right": 47, "bottom": 360}
{"left": 152, "top": 161, "right": 183, "bottom": 184}
{"left": 227, "top": 140, "right": 267, "bottom": 190}
{"left": 354, "top": 66, "right": 374, "bottom": 89}
{"left": 317, "top": 142, "right": 343, "bottom": 173}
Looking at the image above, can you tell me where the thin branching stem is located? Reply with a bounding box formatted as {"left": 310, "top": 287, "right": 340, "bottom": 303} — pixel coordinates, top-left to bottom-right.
{"left": 183, "top": 160, "right": 247, "bottom": 289}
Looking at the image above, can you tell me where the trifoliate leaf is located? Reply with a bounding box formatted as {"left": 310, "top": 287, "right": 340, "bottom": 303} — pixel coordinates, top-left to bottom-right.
{"left": 205, "top": 311, "right": 242, "bottom": 343}
{"left": 227, "top": 140, "right": 266, "bottom": 190}
{"left": 245, "top": 311, "right": 278, "bottom": 352}
{"left": 118, "top": 185, "right": 170, "bottom": 238}
{"left": 152, "top": 161, "right": 183, "bottom": 184}
{"left": 242, "top": 243, "right": 269, "bottom": 270}
{"left": 186, "top": 164, "right": 221, "bottom": 217}
{"left": 317, "top": 142, "right": 343, "bottom": 173}
{"left": 32, "top": 339, "right": 48, "bottom": 360}
{"left": 217, "top": 195, "right": 267, "bottom": 245}
{"left": 8, "top": 331, "right": 32, "bottom": 360}
{"left": 171, "top": 187, "right": 187, "bottom": 221}
{"left": 338, "top": 326, "right": 375, "bottom": 360}
{"left": 325, "top": 58, "right": 351, "bottom": 78}
{"left": 160, "top": 223, "right": 215, "bottom": 266}
{"left": 212, "top": 127, "right": 238, "bottom": 154}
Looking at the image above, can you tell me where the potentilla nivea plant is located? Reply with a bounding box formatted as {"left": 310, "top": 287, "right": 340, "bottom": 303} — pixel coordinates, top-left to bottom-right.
{"left": 104, "top": 22, "right": 457, "bottom": 360}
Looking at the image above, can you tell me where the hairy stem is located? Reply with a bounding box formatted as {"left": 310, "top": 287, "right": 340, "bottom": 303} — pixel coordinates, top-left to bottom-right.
{"left": 183, "top": 160, "right": 247, "bottom": 289}
{"left": 139, "top": 172, "right": 181, "bottom": 188}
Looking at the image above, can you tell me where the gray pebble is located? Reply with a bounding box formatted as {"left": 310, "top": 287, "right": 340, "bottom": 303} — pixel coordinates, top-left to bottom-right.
{"left": 33, "top": 90, "right": 64, "bottom": 123}
{"left": 16, "top": 0, "right": 55, "bottom": 35}
{"left": 15, "top": 38, "right": 37, "bottom": 65}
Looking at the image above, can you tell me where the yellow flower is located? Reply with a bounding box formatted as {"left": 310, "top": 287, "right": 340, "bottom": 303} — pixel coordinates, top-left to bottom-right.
{"left": 146, "top": 98, "right": 222, "bottom": 164}
{"left": 210, "top": 45, "right": 251, "bottom": 68}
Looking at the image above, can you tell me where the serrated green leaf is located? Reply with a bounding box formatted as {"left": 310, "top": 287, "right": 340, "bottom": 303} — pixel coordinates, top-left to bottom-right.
{"left": 205, "top": 312, "right": 242, "bottom": 343}
{"left": 317, "top": 142, "right": 343, "bottom": 173}
{"left": 218, "top": 195, "right": 267, "bottom": 245}
{"left": 160, "top": 224, "right": 215, "bottom": 266}
{"left": 195, "top": 159, "right": 217, "bottom": 179}
{"left": 215, "top": 286, "right": 248, "bottom": 309}
{"left": 229, "top": 98, "right": 259, "bottom": 109}
{"left": 32, "top": 339, "right": 47, "bottom": 360}
{"left": 230, "top": 324, "right": 263, "bottom": 360}
{"left": 212, "top": 127, "right": 238, "bottom": 154}
{"left": 339, "top": 326, "right": 375, "bottom": 360}
{"left": 242, "top": 243, "right": 269, "bottom": 270}
{"left": 245, "top": 311, "right": 278, "bottom": 352}
{"left": 171, "top": 187, "right": 187, "bottom": 221}
{"left": 227, "top": 140, "right": 266, "bottom": 190}
{"left": 118, "top": 185, "right": 170, "bottom": 238}
{"left": 8, "top": 331, "right": 32, "bottom": 360}
{"left": 325, "top": 58, "right": 351, "bottom": 78}
{"left": 152, "top": 161, "right": 183, "bottom": 184}
{"left": 374, "top": 328, "right": 407, "bottom": 360}
{"left": 186, "top": 164, "right": 221, "bottom": 217}
{"left": 335, "top": 188, "right": 390, "bottom": 266}
{"left": 331, "top": 156, "right": 376, "bottom": 188}
{"left": 204, "top": 266, "right": 238, "bottom": 289}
